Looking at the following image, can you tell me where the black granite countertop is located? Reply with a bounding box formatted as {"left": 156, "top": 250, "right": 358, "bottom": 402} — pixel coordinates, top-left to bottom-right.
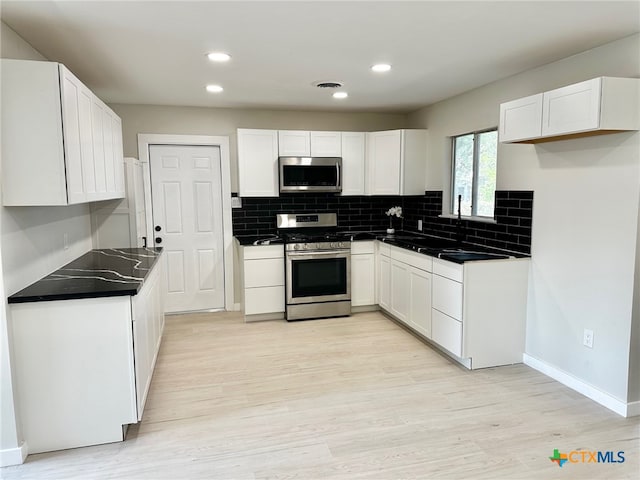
{"left": 233, "top": 230, "right": 528, "bottom": 263}
{"left": 8, "top": 248, "right": 163, "bottom": 304}
{"left": 234, "top": 234, "right": 284, "bottom": 246}
{"left": 376, "top": 232, "right": 529, "bottom": 263}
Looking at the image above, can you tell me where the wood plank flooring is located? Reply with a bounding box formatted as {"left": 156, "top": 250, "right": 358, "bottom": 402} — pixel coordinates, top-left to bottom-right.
{"left": 4, "top": 311, "right": 639, "bottom": 479}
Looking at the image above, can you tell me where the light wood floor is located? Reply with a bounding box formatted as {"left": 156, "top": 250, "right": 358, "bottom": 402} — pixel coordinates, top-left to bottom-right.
{"left": 4, "top": 311, "right": 639, "bottom": 479}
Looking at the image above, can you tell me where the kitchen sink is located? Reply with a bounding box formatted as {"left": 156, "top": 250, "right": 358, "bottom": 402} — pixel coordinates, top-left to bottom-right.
{"left": 437, "top": 250, "right": 513, "bottom": 263}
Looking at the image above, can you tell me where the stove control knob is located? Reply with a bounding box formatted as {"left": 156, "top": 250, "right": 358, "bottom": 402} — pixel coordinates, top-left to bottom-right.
{"left": 293, "top": 244, "right": 300, "bottom": 250}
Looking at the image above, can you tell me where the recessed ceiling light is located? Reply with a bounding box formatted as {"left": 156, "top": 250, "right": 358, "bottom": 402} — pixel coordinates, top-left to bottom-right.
{"left": 371, "top": 63, "right": 392, "bottom": 73}
{"left": 206, "top": 84, "right": 224, "bottom": 93}
{"left": 333, "top": 92, "right": 348, "bottom": 99}
{"left": 207, "top": 52, "right": 231, "bottom": 62}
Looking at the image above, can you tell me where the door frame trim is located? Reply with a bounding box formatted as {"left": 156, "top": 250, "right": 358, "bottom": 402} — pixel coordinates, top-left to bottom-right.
{"left": 137, "top": 134, "right": 234, "bottom": 312}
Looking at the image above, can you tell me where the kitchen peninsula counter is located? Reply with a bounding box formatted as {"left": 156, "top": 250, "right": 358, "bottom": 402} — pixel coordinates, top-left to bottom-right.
{"left": 8, "top": 247, "right": 163, "bottom": 304}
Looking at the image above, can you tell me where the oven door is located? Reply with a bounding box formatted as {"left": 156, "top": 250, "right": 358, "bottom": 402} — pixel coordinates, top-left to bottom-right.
{"left": 286, "top": 250, "right": 350, "bottom": 305}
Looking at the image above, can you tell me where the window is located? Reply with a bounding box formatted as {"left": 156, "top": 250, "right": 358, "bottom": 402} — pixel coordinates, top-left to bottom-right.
{"left": 451, "top": 128, "right": 497, "bottom": 218}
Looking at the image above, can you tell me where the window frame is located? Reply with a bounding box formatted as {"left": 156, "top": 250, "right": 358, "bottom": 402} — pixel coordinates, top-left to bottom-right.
{"left": 450, "top": 127, "right": 498, "bottom": 218}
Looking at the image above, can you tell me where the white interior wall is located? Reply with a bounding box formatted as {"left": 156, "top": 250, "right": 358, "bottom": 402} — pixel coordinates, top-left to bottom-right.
{"left": 0, "top": 21, "right": 94, "bottom": 465}
{"left": 407, "top": 33, "right": 640, "bottom": 406}
{"left": 629, "top": 192, "right": 640, "bottom": 403}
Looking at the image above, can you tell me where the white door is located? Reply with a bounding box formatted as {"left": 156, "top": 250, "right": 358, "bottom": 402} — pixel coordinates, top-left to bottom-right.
{"left": 149, "top": 145, "right": 225, "bottom": 313}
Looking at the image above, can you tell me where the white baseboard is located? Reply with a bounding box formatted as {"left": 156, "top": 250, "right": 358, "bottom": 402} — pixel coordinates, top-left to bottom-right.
{"left": 627, "top": 401, "right": 640, "bottom": 417}
{"left": 523, "top": 353, "right": 631, "bottom": 417}
{"left": 0, "top": 442, "right": 27, "bottom": 467}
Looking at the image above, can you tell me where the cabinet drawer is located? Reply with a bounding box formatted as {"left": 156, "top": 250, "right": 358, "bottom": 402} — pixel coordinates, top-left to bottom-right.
{"left": 377, "top": 242, "right": 390, "bottom": 257}
{"left": 243, "top": 245, "right": 284, "bottom": 260}
{"left": 244, "top": 258, "right": 284, "bottom": 288}
{"left": 244, "top": 286, "right": 285, "bottom": 315}
{"left": 390, "top": 246, "right": 432, "bottom": 272}
{"left": 433, "top": 257, "right": 463, "bottom": 282}
{"left": 432, "top": 309, "right": 462, "bottom": 357}
{"left": 432, "top": 274, "right": 463, "bottom": 320}
{"left": 352, "top": 241, "right": 374, "bottom": 255}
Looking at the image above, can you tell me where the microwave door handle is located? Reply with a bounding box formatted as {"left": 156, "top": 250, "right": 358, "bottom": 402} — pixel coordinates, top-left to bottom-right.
{"left": 336, "top": 162, "right": 341, "bottom": 188}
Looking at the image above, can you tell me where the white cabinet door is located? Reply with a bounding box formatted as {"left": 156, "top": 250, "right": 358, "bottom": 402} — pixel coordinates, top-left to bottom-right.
{"left": 352, "top": 253, "right": 375, "bottom": 306}
{"left": 91, "top": 98, "right": 108, "bottom": 197}
{"left": 245, "top": 286, "right": 285, "bottom": 315}
{"left": 408, "top": 266, "right": 432, "bottom": 338}
{"left": 341, "top": 132, "right": 366, "bottom": 196}
{"left": 59, "top": 66, "right": 87, "bottom": 204}
{"left": 432, "top": 309, "right": 462, "bottom": 357}
{"left": 378, "top": 254, "right": 391, "bottom": 310}
{"left": 78, "top": 86, "right": 98, "bottom": 201}
{"left": 367, "top": 130, "right": 401, "bottom": 195}
{"left": 310, "top": 131, "right": 341, "bottom": 156}
{"left": 278, "top": 130, "right": 311, "bottom": 156}
{"left": 432, "top": 274, "right": 463, "bottom": 321}
{"left": 244, "top": 258, "right": 285, "bottom": 288}
{"left": 499, "top": 93, "right": 543, "bottom": 143}
{"left": 390, "top": 259, "right": 410, "bottom": 324}
{"left": 102, "top": 107, "right": 117, "bottom": 195}
{"left": 237, "top": 129, "right": 279, "bottom": 197}
{"left": 132, "top": 261, "right": 163, "bottom": 420}
{"left": 112, "top": 114, "right": 125, "bottom": 197}
{"left": 541, "top": 78, "right": 601, "bottom": 136}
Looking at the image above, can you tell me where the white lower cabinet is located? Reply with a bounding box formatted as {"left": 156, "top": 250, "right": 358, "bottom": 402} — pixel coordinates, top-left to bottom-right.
{"left": 10, "top": 257, "right": 165, "bottom": 454}
{"left": 378, "top": 243, "right": 432, "bottom": 336}
{"left": 131, "top": 256, "right": 166, "bottom": 420}
{"left": 377, "top": 242, "right": 529, "bottom": 369}
{"left": 240, "top": 244, "right": 285, "bottom": 319}
{"left": 351, "top": 241, "right": 376, "bottom": 307}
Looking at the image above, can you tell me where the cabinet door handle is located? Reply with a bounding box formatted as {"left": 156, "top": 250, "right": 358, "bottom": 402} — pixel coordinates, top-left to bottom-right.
{"left": 155, "top": 237, "right": 162, "bottom": 244}
{"left": 155, "top": 225, "right": 162, "bottom": 232}
{"left": 142, "top": 236, "right": 147, "bottom": 248}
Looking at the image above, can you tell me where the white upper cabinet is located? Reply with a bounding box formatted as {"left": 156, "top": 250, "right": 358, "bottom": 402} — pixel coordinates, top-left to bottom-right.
{"left": 237, "top": 129, "right": 279, "bottom": 197}
{"left": 278, "top": 130, "right": 342, "bottom": 157}
{"left": 366, "top": 129, "right": 427, "bottom": 195}
{"left": 541, "top": 78, "right": 602, "bottom": 137}
{"left": 500, "top": 77, "right": 639, "bottom": 144}
{"left": 310, "top": 131, "right": 342, "bottom": 156}
{"left": 1, "top": 59, "right": 125, "bottom": 206}
{"left": 340, "top": 132, "right": 366, "bottom": 196}
{"left": 499, "top": 93, "right": 543, "bottom": 143}
{"left": 278, "top": 130, "right": 311, "bottom": 156}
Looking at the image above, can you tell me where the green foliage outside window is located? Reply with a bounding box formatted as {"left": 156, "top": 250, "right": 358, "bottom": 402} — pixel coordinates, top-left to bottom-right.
{"left": 452, "top": 129, "right": 497, "bottom": 218}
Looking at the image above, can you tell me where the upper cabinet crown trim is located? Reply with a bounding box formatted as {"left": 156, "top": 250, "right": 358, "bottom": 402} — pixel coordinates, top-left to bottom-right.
{"left": 499, "top": 76, "right": 639, "bottom": 144}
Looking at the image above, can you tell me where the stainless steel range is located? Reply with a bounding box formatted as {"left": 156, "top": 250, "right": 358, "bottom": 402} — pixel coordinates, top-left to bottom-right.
{"left": 277, "top": 213, "right": 351, "bottom": 321}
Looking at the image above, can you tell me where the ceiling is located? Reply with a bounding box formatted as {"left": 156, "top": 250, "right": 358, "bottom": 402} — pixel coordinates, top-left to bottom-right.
{"left": 2, "top": 1, "right": 639, "bottom": 113}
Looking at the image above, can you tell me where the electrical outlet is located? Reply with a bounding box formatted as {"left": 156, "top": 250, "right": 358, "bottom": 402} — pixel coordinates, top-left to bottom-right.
{"left": 583, "top": 329, "right": 594, "bottom": 348}
{"left": 63, "top": 233, "right": 69, "bottom": 250}
{"left": 418, "top": 219, "right": 423, "bottom": 231}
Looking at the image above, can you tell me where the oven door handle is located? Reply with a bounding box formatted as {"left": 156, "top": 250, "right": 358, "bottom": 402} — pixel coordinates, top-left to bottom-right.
{"left": 286, "top": 249, "right": 351, "bottom": 258}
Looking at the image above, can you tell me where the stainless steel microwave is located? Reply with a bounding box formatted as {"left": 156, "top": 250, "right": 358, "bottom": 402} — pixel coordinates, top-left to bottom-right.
{"left": 278, "top": 157, "right": 342, "bottom": 193}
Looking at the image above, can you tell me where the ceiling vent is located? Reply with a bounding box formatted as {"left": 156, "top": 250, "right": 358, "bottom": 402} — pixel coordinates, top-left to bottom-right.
{"left": 313, "top": 81, "right": 343, "bottom": 89}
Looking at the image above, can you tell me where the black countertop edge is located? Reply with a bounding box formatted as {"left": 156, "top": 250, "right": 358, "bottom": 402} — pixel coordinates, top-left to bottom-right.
{"left": 10, "top": 289, "right": 140, "bottom": 305}
{"left": 8, "top": 247, "right": 163, "bottom": 304}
